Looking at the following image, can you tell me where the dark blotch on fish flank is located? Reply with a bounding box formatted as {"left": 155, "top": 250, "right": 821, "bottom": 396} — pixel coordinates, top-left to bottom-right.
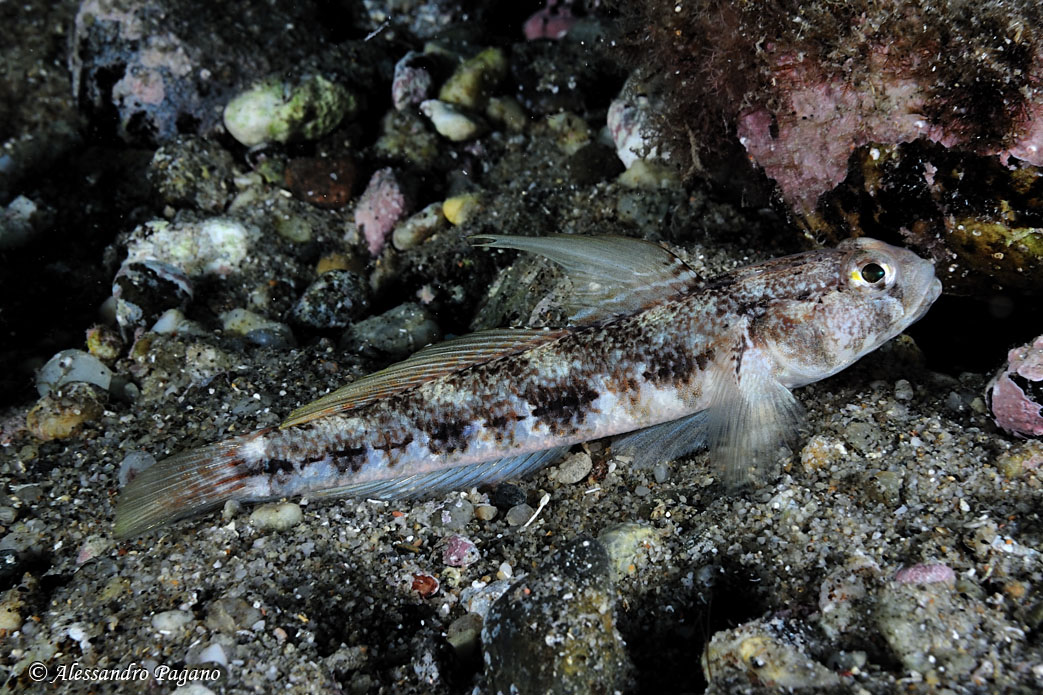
{"left": 332, "top": 446, "right": 367, "bottom": 472}
{"left": 428, "top": 419, "right": 470, "bottom": 455}
{"left": 263, "top": 458, "right": 298, "bottom": 476}
{"left": 525, "top": 382, "right": 600, "bottom": 431}
{"left": 642, "top": 346, "right": 696, "bottom": 385}
{"left": 694, "top": 348, "right": 715, "bottom": 371}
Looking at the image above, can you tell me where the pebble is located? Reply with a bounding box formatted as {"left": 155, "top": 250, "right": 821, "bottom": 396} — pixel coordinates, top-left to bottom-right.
{"left": 703, "top": 618, "right": 841, "bottom": 688}
{"left": 544, "top": 111, "right": 591, "bottom": 154}
{"left": 553, "top": 451, "right": 592, "bottom": 485}
{"left": 411, "top": 574, "right": 440, "bottom": 598}
{"left": 274, "top": 214, "right": 313, "bottom": 243}
{"left": 442, "top": 534, "right": 479, "bottom": 567}
{"left": 113, "top": 260, "right": 193, "bottom": 332}
{"left": 439, "top": 498, "right": 474, "bottom": 530}
{"left": 607, "top": 74, "right": 669, "bottom": 168}
{"left": 341, "top": 302, "right": 441, "bottom": 358}
{"left": 986, "top": 333, "right": 1043, "bottom": 438}
{"left": 894, "top": 379, "right": 914, "bottom": 401}
{"left": 491, "top": 483, "right": 526, "bottom": 510}
{"left": 152, "top": 609, "right": 194, "bottom": 634}
{"left": 122, "top": 217, "right": 258, "bottom": 278}
{"left": 36, "top": 349, "right": 113, "bottom": 397}
{"left": 196, "top": 642, "right": 229, "bottom": 667}
{"left": 392, "top": 51, "right": 435, "bottom": 111}
{"left": 26, "top": 383, "right": 105, "bottom": 441}
{"left": 504, "top": 504, "right": 534, "bottom": 527}
{"left": 874, "top": 582, "right": 984, "bottom": 678}
{"left": 147, "top": 136, "right": 235, "bottom": 212}
{"left": 446, "top": 612, "right": 483, "bottom": 658}
{"left": 288, "top": 270, "right": 371, "bottom": 330}
{"left": 597, "top": 523, "right": 658, "bottom": 581}
{"left": 0, "top": 594, "right": 22, "bottom": 631}
{"left": 223, "top": 74, "right": 356, "bottom": 147}
{"left": 652, "top": 462, "right": 670, "bottom": 484}
{"left": 150, "top": 308, "right": 204, "bottom": 336}
{"left": 420, "top": 99, "right": 486, "bottom": 142}
{"left": 284, "top": 156, "right": 356, "bottom": 209}
{"left": 373, "top": 110, "right": 441, "bottom": 168}
{"left": 248, "top": 502, "right": 303, "bottom": 532}
{"left": 118, "top": 451, "right": 157, "bottom": 487}
{"left": 220, "top": 308, "right": 296, "bottom": 348}
{"left": 441, "top": 193, "right": 480, "bottom": 226}
{"left": 438, "top": 47, "right": 507, "bottom": 110}
{"left": 0, "top": 195, "right": 48, "bottom": 250}
{"left": 85, "top": 324, "right": 123, "bottom": 362}
{"left": 356, "top": 167, "right": 413, "bottom": 256}
{"left": 481, "top": 537, "right": 632, "bottom": 694}
{"left": 205, "top": 597, "right": 262, "bottom": 634}
{"left": 485, "top": 96, "right": 528, "bottom": 133}
{"left": 616, "top": 159, "right": 681, "bottom": 189}
{"left": 894, "top": 563, "right": 956, "bottom": 585}
{"left": 392, "top": 202, "right": 446, "bottom": 250}
{"left": 474, "top": 504, "right": 498, "bottom": 521}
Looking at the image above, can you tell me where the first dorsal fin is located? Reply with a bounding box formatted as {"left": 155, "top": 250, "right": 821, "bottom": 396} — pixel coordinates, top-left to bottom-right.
{"left": 280, "top": 328, "right": 566, "bottom": 428}
{"left": 472, "top": 234, "right": 701, "bottom": 324}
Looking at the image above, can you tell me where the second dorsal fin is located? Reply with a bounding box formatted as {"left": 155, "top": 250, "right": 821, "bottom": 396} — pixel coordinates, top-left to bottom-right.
{"left": 280, "top": 328, "right": 566, "bottom": 428}
{"left": 472, "top": 234, "right": 702, "bottom": 324}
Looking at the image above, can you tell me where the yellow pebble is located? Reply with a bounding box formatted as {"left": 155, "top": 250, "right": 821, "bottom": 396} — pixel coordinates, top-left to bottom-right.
{"left": 316, "top": 253, "right": 351, "bottom": 274}
{"left": 443, "top": 194, "right": 480, "bottom": 226}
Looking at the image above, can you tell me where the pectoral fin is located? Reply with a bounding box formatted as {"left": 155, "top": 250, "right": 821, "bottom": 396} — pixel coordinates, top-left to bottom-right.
{"left": 472, "top": 234, "right": 701, "bottom": 324}
{"left": 704, "top": 354, "right": 804, "bottom": 487}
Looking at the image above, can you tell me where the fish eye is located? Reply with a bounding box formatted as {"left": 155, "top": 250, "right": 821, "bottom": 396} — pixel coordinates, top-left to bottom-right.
{"left": 849, "top": 257, "right": 893, "bottom": 288}
{"left": 860, "top": 263, "right": 886, "bottom": 284}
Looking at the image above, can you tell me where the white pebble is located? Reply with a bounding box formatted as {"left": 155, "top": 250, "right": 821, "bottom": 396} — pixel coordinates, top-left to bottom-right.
{"left": 420, "top": 99, "right": 486, "bottom": 141}
{"left": 249, "top": 502, "right": 303, "bottom": 531}
{"left": 196, "top": 642, "right": 229, "bottom": 668}
{"left": 555, "top": 452, "right": 593, "bottom": 485}
{"left": 152, "top": 610, "right": 193, "bottom": 634}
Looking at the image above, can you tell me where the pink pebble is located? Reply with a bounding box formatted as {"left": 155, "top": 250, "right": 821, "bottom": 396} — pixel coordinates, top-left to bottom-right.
{"left": 894, "top": 563, "right": 955, "bottom": 585}
{"left": 523, "top": 0, "right": 576, "bottom": 41}
{"left": 442, "top": 534, "right": 479, "bottom": 567}
{"left": 987, "top": 334, "right": 1043, "bottom": 438}
{"left": 355, "top": 167, "right": 411, "bottom": 256}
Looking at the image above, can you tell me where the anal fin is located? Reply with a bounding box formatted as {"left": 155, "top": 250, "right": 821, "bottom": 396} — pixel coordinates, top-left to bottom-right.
{"left": 309, "top": 446, "right": 569, "bottom": 500}
{"left": 611, "top": 411, "right": 711, "bottom": 469}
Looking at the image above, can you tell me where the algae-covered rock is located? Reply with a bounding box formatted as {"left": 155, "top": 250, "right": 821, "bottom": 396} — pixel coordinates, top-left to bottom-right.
{"left": 481, "top": 537, "right": 633, "bottom": 695}
{"left": 874, "top": 581, "right": 985, "bottom": 680}
{"left": 26, "top": 383, "right": 105, "bottom": 441}
{"left": 148, "top": 136, "right": 235, "bottom": 212}
{"left": 223, "top": 74, "right": 356, "bottom": 147}
{"left": 702, "top": 618, "right": 841, "bottom": 690}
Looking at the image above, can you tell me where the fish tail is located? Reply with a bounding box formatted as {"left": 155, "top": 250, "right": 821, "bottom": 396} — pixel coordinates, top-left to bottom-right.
{"left": 114, "top": 430, "right": 270, "bottom": 539}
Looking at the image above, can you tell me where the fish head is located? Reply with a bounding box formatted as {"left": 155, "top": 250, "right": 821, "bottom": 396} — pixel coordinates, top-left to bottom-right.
{"left": 753, "top": 237, "right": 942, "bottom": 388}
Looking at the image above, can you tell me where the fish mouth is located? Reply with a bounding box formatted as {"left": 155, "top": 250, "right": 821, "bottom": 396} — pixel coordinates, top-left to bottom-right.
{"left": 909, "top": 274, "right": 942, "bottom": 325}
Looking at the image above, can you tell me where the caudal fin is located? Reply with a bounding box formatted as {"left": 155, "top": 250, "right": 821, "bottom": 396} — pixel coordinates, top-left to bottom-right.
{"left": 114, "top": 431, "right": 268, "bottom": 539}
